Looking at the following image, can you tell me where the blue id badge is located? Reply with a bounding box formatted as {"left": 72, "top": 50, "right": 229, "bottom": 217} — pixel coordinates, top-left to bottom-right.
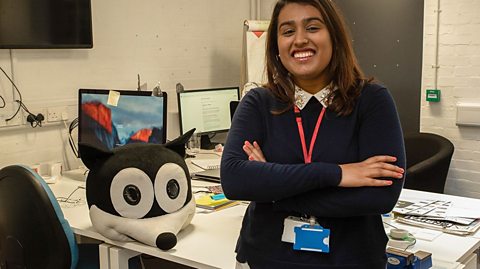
{"left": 293, "top": 224, "right": 330, "bottom": 253}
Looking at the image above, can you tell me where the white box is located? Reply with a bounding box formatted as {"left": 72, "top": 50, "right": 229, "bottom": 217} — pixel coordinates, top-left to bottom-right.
{"left": 456, "top": 103, "right": 480, "bottom": 127}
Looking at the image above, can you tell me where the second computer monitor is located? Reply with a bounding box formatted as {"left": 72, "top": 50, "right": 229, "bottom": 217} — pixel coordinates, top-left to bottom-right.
{"left": 177, "top": 87, "right": 240, "bottom": 149}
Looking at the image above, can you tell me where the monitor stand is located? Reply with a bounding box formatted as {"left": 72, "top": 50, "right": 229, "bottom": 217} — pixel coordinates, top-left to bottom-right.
{"left": 200, "top": 134, "right": 217, "bottom": 150}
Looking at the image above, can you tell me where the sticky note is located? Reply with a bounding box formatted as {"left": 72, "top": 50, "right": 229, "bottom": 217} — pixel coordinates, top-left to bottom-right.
{"left": 211, "top": 193, "right": 226, "bottom": 200}
{"left": 107, "top": 90, "right": 120, "bottom": 106}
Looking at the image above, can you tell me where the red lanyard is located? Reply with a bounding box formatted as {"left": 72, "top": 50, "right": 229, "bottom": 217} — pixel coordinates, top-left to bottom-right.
{"left": 294, "top": 105, "right": 326, "bottom": 164}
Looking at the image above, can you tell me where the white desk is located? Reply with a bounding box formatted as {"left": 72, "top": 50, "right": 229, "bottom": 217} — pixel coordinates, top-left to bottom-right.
{"left": 51, "top": 175, "right": 480, "bottom": 269}
{"left": 50, "top": 176, "right": 245, "bottom": 269}
{"left": 395, "top": 190, "right": 480, "bottom": 269}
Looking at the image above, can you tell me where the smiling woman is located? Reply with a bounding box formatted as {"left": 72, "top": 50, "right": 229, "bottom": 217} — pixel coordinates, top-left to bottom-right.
{"left": 264, "top": 0, "right": 368, "bottom": 117}
{"left": 221, "top": 0, "right": 406, "bottom": 268}
{"left": 276, "top": 3, "right": 332, "bottom": 93}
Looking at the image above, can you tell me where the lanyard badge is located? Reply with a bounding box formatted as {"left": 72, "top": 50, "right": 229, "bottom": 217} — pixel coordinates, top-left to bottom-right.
{"left": 294, "top": 224, "right": 330, "bottom": 253}
{"left": 282, "top": 216, "right": 331, "bottom": 253}
{"left": 286, "top": 106, "right": 330, "bottom": 253}
{"left": 294, "top": 105, "right": 326, "bottom": 164}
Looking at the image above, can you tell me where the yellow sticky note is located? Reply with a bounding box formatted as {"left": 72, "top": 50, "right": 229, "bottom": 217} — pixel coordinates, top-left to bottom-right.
{"left": 107, "top": 90, "right": 120, "bottom": 106}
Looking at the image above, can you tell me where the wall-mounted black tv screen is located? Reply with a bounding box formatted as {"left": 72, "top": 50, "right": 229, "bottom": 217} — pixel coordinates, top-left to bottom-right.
{"left": 0, "top": 0, "right": 93, "bottom": 49}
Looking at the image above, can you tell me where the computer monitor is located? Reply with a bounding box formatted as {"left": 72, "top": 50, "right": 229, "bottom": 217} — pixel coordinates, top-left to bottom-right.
{"left": 78, "top": 89, "right": 167, "bottom": 155}
{"left": 177, "top": 87, "right": 240, "bottom": 149}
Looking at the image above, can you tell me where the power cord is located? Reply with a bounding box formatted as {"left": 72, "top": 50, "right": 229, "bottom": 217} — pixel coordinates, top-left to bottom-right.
{"left": 208, "top": 132, "right": 217, "bottom": 140}
{"left": 56, "top": 185, "right": 86, "bottom": 208}
{"left": 0, "top": 66, "right": 44, "bottom": 127}
{"left": 18, "top": 100, "right": 45, "bottom": 127}
{"left": 0, "top": 95, "right": 5, "bottom": 108}
{"left": 63, "top": 117, "right": 79, "bottom": 157}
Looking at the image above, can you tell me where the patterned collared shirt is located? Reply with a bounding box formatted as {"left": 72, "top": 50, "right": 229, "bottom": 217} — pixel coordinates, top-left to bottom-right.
{"left": 294, "top": 83, "right": 334, "bottom": 109}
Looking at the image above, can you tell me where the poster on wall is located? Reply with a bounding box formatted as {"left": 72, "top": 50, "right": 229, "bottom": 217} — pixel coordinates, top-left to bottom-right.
{"left": 241, "top": 20, "right": 270, "bottom": 97}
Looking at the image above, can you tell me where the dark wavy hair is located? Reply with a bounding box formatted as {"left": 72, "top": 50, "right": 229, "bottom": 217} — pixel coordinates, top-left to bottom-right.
{"left": 265, "top": 0, "right": 371, "bottom": 116}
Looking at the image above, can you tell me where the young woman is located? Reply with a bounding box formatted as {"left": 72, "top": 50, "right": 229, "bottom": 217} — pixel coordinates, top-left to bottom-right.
{"left": 221, "top": 0, "right": 405, "bottom": 268}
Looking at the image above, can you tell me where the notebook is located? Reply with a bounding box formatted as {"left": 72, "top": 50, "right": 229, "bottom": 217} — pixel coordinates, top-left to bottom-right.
{"left": 191, "top": 159, "right": 221, "bottom": 170}
{"left": 188, "top": 163, "right": 204, "bottom": 176}
{"left": 193, "top": 168, "right": 221, "bottom": 182}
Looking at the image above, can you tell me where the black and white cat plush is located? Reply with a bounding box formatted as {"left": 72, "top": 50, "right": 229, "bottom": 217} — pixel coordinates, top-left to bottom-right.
{"left": 79, "top": 130, "right": 195, "bottom": 250}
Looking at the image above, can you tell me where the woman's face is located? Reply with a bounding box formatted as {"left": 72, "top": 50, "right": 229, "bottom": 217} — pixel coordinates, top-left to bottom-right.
{"left": 277, "top": 3, "right": 333, "bottom": 92}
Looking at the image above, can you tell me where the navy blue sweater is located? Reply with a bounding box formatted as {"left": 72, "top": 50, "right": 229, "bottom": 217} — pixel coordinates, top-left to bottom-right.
{"left": 221, "top": 84, "right": 405, "bottom": 268}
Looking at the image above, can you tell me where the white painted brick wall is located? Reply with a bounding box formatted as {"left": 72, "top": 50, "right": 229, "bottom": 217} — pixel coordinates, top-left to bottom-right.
{"left": 422, "top": 0, "right": 480, "bottom": 198}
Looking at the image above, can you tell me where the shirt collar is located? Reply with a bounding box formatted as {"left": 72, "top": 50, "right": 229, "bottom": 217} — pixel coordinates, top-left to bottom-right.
{"left": 294, "top": 83, "right": 334, "bottom": 110}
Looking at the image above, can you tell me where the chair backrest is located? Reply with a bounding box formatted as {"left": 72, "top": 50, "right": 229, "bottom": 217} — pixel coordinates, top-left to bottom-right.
{"left": 0, "top": 165, "right": 78, "bottom": 269}
{"left": 403, "top": 132, "right": 454, "bottom": 193}
{"left": 230, "top": 100, "right": 240, "bottom": 120}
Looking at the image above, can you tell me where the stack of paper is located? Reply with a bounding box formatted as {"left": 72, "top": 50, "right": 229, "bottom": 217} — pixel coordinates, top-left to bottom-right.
{"left": 195, "top": 193, "right": 238, "bottom": 211}
{"left": 393, "top": 199, "right": 480, "bottom": 235}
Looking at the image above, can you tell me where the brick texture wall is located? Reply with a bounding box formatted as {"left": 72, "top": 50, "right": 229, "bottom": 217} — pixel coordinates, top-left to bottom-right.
{"left": 422, "top": 0, "right": 480, "bottom": 198}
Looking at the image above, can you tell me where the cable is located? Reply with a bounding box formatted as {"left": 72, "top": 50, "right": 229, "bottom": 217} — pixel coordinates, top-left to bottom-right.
{"left": 0, "top": 65, "right": 44, "bottom": 127}
{"left": 383, "top": 221, "right": 399, "bottom": 230}
{"left": 0, "top": 66, "right": 22, "bottom": 101}
{"left": 63, "top": 117, "right": 79, "bottom": 157}
{"left": 17, "top": 100, "right": 44, "bottom": 127}
{"left": 0, "top": 66, "right": 23, "bottom": 121}
{"left": 56, "top": 185, "right": 85, "bottom": 208}
{"left": 0, "top": 95, "right": 5, "bottom": 108}
{"left": 403, "top": 236, "right": 417, "bottom": 251}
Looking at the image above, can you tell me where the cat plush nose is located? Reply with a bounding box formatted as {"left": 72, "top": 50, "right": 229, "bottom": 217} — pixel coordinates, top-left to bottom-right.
{"left": 156, "top": 232, "right": 177, "bottom": 250}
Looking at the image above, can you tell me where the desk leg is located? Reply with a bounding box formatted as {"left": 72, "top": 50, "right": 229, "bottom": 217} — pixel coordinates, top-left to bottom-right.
{"left": 109, "top": 246, "right": 141, "bottom": 269}
{"left": 99, "top": 243, "right": 111, "bottom": 269}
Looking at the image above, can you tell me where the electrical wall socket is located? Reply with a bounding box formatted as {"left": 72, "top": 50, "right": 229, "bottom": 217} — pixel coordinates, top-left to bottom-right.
{"left": 23, "top": 108, "right": 47, "bottom": 126}
{"left": 47, "top": 106, "right": 68, "bottom": 122}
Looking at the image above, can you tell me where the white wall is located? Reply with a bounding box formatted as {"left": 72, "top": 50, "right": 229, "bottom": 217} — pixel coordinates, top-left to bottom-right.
{"left": 0, "top": 0, "right": 251, "bottom": 170}
{"left": 422, "top": 0, "right": 480, "bottom": 198}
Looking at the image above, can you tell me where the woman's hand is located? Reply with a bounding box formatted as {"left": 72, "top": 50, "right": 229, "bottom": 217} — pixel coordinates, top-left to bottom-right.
{"left": 339, "top": 156, "right": 404, "bottom": 187}
{"left": 243, "top": 141, "right": 266, "bottom": 162}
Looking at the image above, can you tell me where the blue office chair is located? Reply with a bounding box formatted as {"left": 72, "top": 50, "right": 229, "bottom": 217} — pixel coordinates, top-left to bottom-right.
{"left": 0, "top": 165, "right": 98, "bottom": 269}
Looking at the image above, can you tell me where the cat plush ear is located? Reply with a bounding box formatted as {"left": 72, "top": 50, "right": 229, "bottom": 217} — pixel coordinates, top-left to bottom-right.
{"left": 165, "top": 128, "right": 195, "bottom": 158}
{"left": 78, "top": 143, "right": 114, "bottom": 170}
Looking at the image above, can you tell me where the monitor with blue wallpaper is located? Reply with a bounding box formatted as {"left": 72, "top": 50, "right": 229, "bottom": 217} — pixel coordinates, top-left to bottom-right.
{"left": 78, "top": 89, "right": 167, "bottom": 156}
